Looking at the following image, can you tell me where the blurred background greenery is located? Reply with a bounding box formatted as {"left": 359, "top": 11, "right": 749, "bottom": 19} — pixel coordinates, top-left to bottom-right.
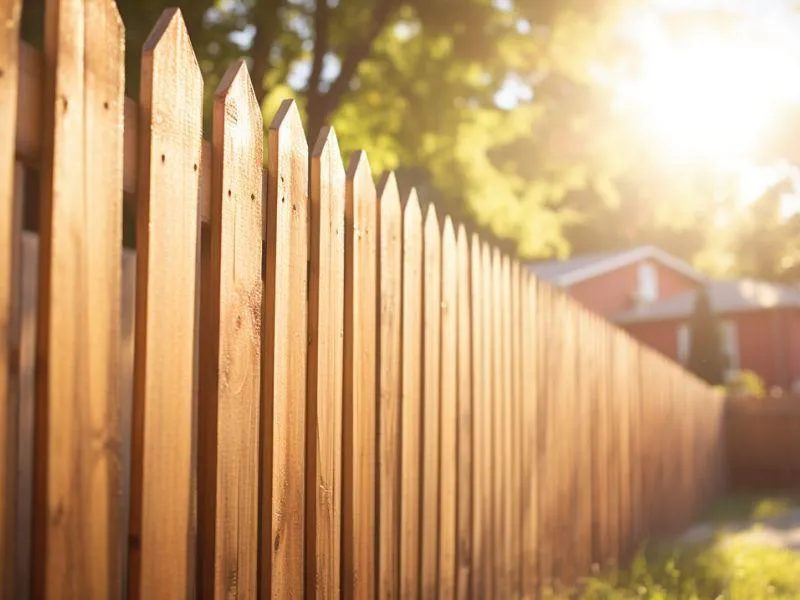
{"left": 21, "top": 0, "right": 800, "bottom": 274}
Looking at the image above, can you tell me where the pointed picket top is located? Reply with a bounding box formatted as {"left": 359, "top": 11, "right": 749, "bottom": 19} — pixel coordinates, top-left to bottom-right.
{"left": 346, "top": 149, "right": 373, "bottom": 185}
{"left": 270, "top": 98, "right": 305, "bottom": 141}
{"left": 214, "top": 58, "right": 263, "bottom": 165}
{"left": 377, "top": 171, "right": 399, "bottom": 203}
{"left": 143, "top": 9, "right": 200, "bottom": 77}
{"left": 442, "top": 215, "right": 456, "bottom": 254}
{"left": 403, "top": 189, "right": 422, "bottom": 234}
{"left": 311, "top": 124, "right": 345, "bottom": 211}
{"left": 457, "top": 223, "right": 469, "bottom": 253}
{"left": 86, "top": 0, "right": 124, "bottom": 49}
{"left": 346, "top": 150, "right": 376, "bottom": 243}
{"left": 470, "top": 232, "right": 482, "bottom": 261}
{"left": 312, "top": 125, "right": 342, "bottom": 163}
{"left": 424, "top": 202, "right": 439, "bottom": 239}
{"left": 377, "top": 171, "right": 401, "bottom": 226}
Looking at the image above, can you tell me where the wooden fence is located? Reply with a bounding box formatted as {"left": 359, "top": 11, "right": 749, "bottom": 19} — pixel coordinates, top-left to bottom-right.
{"left": 726, "top": 396, "right": 800, "bottom": 491}
{"left": 0, "top": 2, "right": 727, "bottom": 598}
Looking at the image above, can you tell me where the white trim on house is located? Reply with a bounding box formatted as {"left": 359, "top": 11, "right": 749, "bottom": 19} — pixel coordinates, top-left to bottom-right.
{"left": 552, "top": 245, "right": 705, "bottom": 287}
{"left": 637, "top": 260, "right": 659, "bottom": 303}
{"left": 677, "top": 323, "right": 690, "bottom": 365}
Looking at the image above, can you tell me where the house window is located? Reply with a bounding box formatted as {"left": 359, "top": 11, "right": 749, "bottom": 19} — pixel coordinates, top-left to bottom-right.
{"left": 677, "top": 323, "right": 690, "bottom": 364}
{"left": 719, "top": 320, "right": 740, "bottom": 378}
{"left": 637, "top": 261, "right": 659, "bottom": 303}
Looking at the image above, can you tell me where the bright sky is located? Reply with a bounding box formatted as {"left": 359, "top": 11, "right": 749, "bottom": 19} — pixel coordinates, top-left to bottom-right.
{"left": 606, "top": 0, "right": 800, "bottom": 216}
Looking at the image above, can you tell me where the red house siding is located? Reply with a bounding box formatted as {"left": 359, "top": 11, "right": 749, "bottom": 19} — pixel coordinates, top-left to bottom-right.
{"left": 567, "top": 259, "right": 697, "bottom": 317}
{"left": 621, "top": 320, "right": 679, "bottom": 360}
{"left": 624, "top": 309, "right": 800, "bottom": 391}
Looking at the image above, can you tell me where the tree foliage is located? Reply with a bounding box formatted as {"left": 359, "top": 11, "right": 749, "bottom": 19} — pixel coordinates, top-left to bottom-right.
{"left": 19, "top": 0, "right": 800, "bottom": 270}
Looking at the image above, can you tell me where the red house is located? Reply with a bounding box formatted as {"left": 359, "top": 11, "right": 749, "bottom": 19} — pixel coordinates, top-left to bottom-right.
{"left": 528, "top": 245, "right": 800, "bottom": 392}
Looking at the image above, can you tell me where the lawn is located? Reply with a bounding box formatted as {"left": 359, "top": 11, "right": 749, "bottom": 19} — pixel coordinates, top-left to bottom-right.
{"left": 555, "top": 494, "right": 800, "bottom": 599}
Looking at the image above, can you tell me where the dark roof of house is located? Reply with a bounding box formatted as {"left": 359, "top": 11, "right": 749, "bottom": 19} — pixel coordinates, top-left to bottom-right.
{"left": 525, "top": 245, "right": 704, "bottom": 287}
{"left": 613, "top": 279, "right": 800, "bottom": 324}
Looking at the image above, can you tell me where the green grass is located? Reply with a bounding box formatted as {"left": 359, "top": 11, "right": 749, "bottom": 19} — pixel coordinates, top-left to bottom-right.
{"left": 551, "top": 495, "right": 800, "bottom": 600}
{"left": 701, "top": 493, "right": 800, "bottom": 525}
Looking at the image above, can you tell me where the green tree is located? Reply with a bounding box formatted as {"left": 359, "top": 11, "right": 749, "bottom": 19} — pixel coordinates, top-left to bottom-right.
{"left": 687, "top": 285, "right": 726, "bottom": 386}
{"left": 21, "top": 0, "right": 614, "bottom": 255}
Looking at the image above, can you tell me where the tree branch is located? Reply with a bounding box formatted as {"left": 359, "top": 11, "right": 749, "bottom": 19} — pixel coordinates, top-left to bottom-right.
{"left": 306, "top": 0, "right": 331, "bottom": 105}
{"left": 249, "top": 0, "right": 287, "bottom": 107}
{"left": 306, "top": 0, "right": 401, "bottom": 136}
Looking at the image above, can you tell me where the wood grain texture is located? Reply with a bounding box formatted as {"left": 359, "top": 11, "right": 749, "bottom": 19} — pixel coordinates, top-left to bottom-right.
{"left": 306, "top": 125, "right": 345, "bottom": 600}
{"left": 438, "top": 216, "right": 457, "bottom": 600}
{"left": 399, "top": 190, "right": 422, "bottom": 600}
{"left": 605, "top": 327, "right": 620, "bottom": 567}
{"left": 489, "top": 249, "right": 503, "bottom": 595}
{"left": 521, "top": 274, "right": 539, "bottom": 599}
{"left": 616, "top": 334, "right": 632, "bottom": 559}
{"left": 469, "top": 236, "right": 487, "bottom": 599}
{"left": 33, "top": 0, "right": 125, "bottom": 596}
{"left": 420, "top": 203, "right": 441, "bottom": 599}
{"left": 197, "top": 59, "right": 263, "bottom": 599}
{"left": 342, "top": 150, "right": 377, "bottom": 600}
{"left": 574, "top": 308, "right": 592, "bottom": 576}
{"left": 17, "top": 232, "right": 38, "bottom": 600}
{"left": 377, "top": 172, "right": 402, "bottom": 600}
{"left": 128, "top": 9, "right": 203, "bottom": 599}
{"left": 262, "top": 99, "right": 309, "bottom": 599}
{"left": 0, "top": 2, "right": 22, "bottom": 594}
{"left": 499, "top": 254, "right": 513, "bottom": 594}
{"left": 480, "top": 242, "right": 494, "bottom": 597}
{"left": 15, "top": 40, "right": 220, "bottom": 227}
{"left": 536, "top": 283, "right": 553, "bottom": 592}
{"left": 509, "top": 260, "right": 521, "bottom": 596}
{"left": 454, "top": 224, "right": 471, "bottom": 600}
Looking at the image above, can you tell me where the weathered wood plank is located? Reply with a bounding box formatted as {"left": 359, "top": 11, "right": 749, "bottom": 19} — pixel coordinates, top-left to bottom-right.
{"left": 342, "top": 150, "right": 377, "bottom": 600}
{"left": 509, "top": 260, "right": 521, "bottom": 596}
{"left": 399, "top": 190, "right": 422, "bottom": 599}
{"left": 33, "top": 0, "right": 125, "bottom": 596}
{"left": 574, "top": 307, "right": 593, "bottom": 576}
{"left": 262, "top": 99, "right": 309, "bottom": 598}
{"left": 15, "top": 40, "right": 219, "bottom": 226}
{"left": 521, "top": 274, "right": 539, "bottom": 598}
{"left": 306, "top": 125, "right": 345, "bottom": 599}
{"left": 536, "top": 282, "right": 554, "bottom": 593}
{"left": 17, "top": 231, "right": 37, "bottom": 600}
{"left": 377, "top": 171, "right": 402, "bottom": 600}
{"left": 480, "top": 242, "right": 494, "bottom": 596}
{"left": 438, "top": 216, "right": 457, "bottom": 600}
{"left": 616, "top": 334, "right": 632, "bottom": 560}
{"left": 197, "top": 59, "right": 263, "bottom": 599}
{"left": 82, "top": 1, "right": 126, "bottom": 593}
{"left": 469, "top": 237, "right": 489, "bottom": 598}
{"left": 455, "top": 224, "right": 471, "bottom": 600}
{"left": 128, "top": 9, "right": 203, "bottom": 599}
{"left": 0, "top": 2, "right": 22, "bottom": 593}
{"left": 420, "top": 203, "right": 441, "bottom": 599}
{"left": 499, "top": 253, "right": 512, "bottom": 593}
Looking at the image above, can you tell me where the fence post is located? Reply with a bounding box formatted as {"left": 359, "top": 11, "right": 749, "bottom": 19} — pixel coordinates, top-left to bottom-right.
{"left": 399, "top": 190, "right": 423, "bottom": 598}
{"left": 438, "top": 216, "right": 458, "bottom": 599}
{"left": 197, "top": 58, "right": 263, "bottom": 599}
{"left": 455, "top": 224, "right": 473, "bottom": 600}
{"left": 0, "top": 1, "right": 22, "bottom": 596}
{"left": 420, "top": 203, "right": 442, "bottom": 598}
{"left": 377, "top": 171, "right": 402, "bottom": 599}
{"left": 33, "top": 0, "right": 125, "bottom": 596}
{"left": 306, "top": 125, "right": 346, "bottom": 599}
{"left": 128, "top": 9, "right": 202, "bottom": 599}
{"left": 342, "top": 150, "right": 378, "bottom": 600}
{"left": 261, "top": 99, "right": 309, "bottom": 598}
